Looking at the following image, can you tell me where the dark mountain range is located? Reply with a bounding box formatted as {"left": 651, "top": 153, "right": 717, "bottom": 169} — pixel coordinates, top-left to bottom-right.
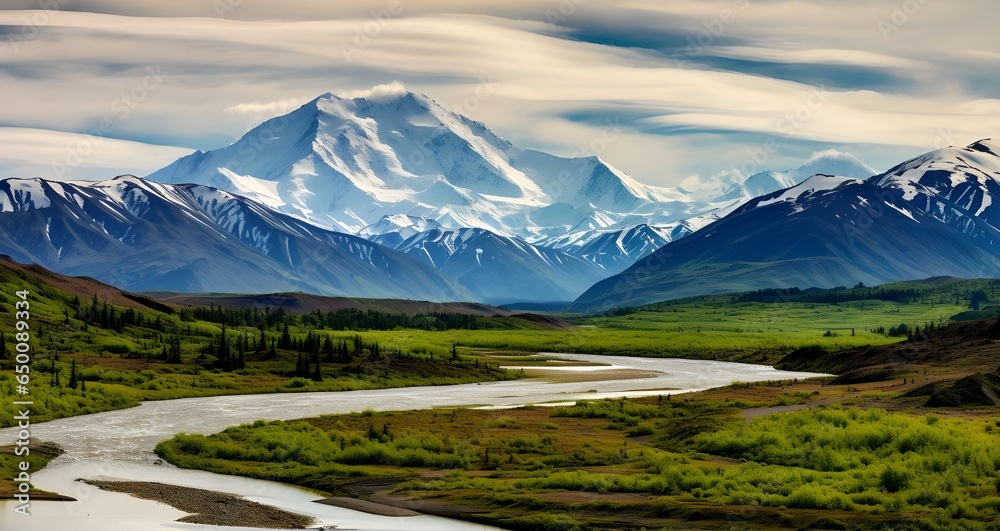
{"left": 572, "top": 141, "right": 1000, "bottom": 312}
{"left": 0, "top": 176, "right": 471, "bottom": 301}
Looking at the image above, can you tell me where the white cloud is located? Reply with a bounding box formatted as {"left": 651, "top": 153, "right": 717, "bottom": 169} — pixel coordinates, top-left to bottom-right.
{"left": 342, "top": 81, "right": 408, "bottom": 102}
{"left": 680, "top": 169, "right": 743, "bottom": 200}
{"left": 0, "top": 2, "right": 995, "bottom": 187}
{"left": 225, "top": 98, "right": 303, "bottom": 116}
{"left": 0, "top": 127, "right": 192, "bottom": 181}
{"left": 709, "top": 47, "right": 927, "bottom": 69}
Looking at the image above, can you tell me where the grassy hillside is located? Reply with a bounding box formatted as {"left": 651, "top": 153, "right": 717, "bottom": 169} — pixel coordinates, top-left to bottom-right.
{"left": 0, "top": 264, "right": 525, "bottom": 429}
{"left": 3, "top": 264, "right": 997, "bottom": 428}
{"left": 6, "top": 259, "right": 1000, "bottom": 523}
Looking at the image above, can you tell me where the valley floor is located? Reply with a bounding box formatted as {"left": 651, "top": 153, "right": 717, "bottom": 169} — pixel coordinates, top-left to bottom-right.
{"left": 150, "top": 322, "right": 1000, "bottom": 531}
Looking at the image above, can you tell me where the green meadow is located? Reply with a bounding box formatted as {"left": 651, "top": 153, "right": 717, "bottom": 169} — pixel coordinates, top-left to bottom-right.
{"left": 4, "top": 262, "right": 1000, "bottom": 526}
{"left": 1, "top": 266, "right": 996, "bottom": 428}
{"left": 155, "top": 396, "right": 1000, "bottom": 530}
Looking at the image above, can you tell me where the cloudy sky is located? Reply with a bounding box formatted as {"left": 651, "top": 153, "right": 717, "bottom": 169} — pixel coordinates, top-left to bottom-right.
{"left": 0, "top": 0, "right": 996, "bottom": 197}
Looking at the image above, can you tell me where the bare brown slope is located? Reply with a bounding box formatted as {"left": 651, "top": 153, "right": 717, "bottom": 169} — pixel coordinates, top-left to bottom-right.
{"left": 778, "top": 319, "right": 1000, "bottom": 380}
{"left": 0, "top": 255, "right": 172, "bottom": 313}
{"left": 777, "top": 319, "right": 1000, "bottom": 407}
{"left": 149, "top": 292, "right": 512, "bottom": 317}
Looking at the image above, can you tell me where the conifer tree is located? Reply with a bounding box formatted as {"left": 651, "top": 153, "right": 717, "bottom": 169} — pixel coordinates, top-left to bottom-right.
{"left": 312, "top": 352, "right": 322, "bottom": 382}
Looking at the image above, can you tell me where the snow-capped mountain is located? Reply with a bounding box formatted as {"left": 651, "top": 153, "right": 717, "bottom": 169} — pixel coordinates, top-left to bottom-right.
{"left": 872, "top": 139, "right": 1000, "bottom": 247}
{"left": 146, "top": 88, "right": 886, "bottom": 282}
{"left": 2, "top": 87, "right": 901, "bottom": 305}
{"left": 572, "top": 141, "right": 1000, "bottom": 311}
{"left": 719, "top": 150, "right": 876, "bottom": 202}
{"left": 0, "top": 176, "right": 472, "bottom": 300}
{"left": 358, "top": 214, "right": 444, "bottom": 249}
{"left": 539, "top": 223, "right": 696, "bottom": 275}
{"left": 371, "top": 228, "right": 607, "bottom": 303}
{"left": 149, "top": 89, "right": 690, "bottom": 240}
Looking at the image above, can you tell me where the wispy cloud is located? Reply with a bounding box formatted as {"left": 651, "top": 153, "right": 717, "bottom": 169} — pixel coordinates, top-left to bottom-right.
{"left": 0, "top": 1, "right": 995, "bottom": 185}
{"left": 0, "top": 127, "right": 191, "bottom": 181}
{"left": 342, "top": 81, "right": 408, "bottom": 102}
{"left": 225, "top": 99, "right": 303, "bottom": 116}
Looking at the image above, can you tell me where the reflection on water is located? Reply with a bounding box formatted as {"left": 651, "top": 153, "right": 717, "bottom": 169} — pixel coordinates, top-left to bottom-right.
{"left": 0, "top": 353, "right": 824, "bottom": 530}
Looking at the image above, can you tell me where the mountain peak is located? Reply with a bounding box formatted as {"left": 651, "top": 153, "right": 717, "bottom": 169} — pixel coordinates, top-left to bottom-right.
{"left": 804, "top": 148, "right": 867, "bottom": 165}
{"left": 148, "top": 87, "right": 672, "bottom": 237}
{"left": 338, "top": 81, "right": 412, "bottom": 103}
{"left": 795, "top": 150, "right": 876, "bottom": 179}
{"left": 753, "top": 173, "right": 861, "bottom": 209}
{"left": 968, "top": 139, "right": 999, "bottom": 156}
{"left": 724, "top": 150, "right": 874, "bottom": 202}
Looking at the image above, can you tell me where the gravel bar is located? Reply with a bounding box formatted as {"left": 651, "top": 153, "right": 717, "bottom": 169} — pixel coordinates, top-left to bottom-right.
{"left": 83, "top": 480, "right": 316, "bottom": 529}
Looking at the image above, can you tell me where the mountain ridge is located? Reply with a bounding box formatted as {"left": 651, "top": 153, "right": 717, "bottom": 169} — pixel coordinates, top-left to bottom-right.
{"left": 572, "top": 140, "right": 1000, "bottom": 312}
{"left": 0, "top": 174, "right": 474, "bottom": 301}
{"left": 148, "top": 90, "right": 691, "bottom": 240}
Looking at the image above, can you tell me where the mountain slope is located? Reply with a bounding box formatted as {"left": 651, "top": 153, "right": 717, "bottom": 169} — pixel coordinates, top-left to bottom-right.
{"left": 572, "top": 168, "right": 1000, "bottom": 312}
{"left": 872, "top": 139, "right": 1000, "bottom": 248}
{"left": 0, "top": 254, "right": 171, "bottom": 312}
{"left": 372, "top": 227, "right": 607, "bottom": 304}
{"left": 0, "top": 176, "right": 472, "bottom": 301}
{"left": 537, "top": 224, "right": 690, "bottom": 275}
{"left": 719, "top": 150, "right": 877, "bottom": 202}
{"left": 148, "top": 89, "right": 688, "bottom": 238}
{"left": 145, "top": 88, "right": 885, "bottom": 278}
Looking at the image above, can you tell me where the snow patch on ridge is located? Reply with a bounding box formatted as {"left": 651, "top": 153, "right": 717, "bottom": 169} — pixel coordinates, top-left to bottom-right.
{"left": 758, "top": 175, "right": 861, "bottom": 207}
{"left": 6, "top": 178, "right": 51, "bottom": 210}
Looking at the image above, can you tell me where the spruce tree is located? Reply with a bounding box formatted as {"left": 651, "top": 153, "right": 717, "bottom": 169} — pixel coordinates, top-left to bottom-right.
{"left": 280, "top": 323, "right": 292, "bottom": 350}
{"left": 237, "top": 332, "right": 246, "bottom": 370}
{"left": 295, "top": 353, "right": 305, "bottom": 377}
{"left": 219, "top": 325, "right": 231, "bottom": 371}
{"left": 172, "top": 336, "right": 182, "bottom": 364}
{"left": 312, "top": 352, "right": 322, "bottom": 382}
{"left": 322, "top": 335, "right": 334, "bottom": 361}
{"left": 339, "top": 340, "right": 351, "bottom": 363}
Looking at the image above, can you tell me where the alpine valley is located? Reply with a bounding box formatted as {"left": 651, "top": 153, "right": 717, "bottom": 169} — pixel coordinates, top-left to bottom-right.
{"left": 1, "top": 88, "right": 995, "bottom": 308}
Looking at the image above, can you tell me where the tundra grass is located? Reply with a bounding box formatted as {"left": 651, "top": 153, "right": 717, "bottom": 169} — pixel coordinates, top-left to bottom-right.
{"left": 156, "top": 394, "right": 1000, "bottom": 530}
{"left": 0, "top": 266, "right": 991, "bottom": 428}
